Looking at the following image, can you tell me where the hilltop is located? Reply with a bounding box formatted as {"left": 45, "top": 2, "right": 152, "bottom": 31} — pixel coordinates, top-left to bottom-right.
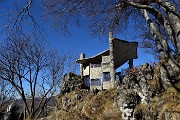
{"left": 41, "top": 63, "right": 180, "bottom": 120}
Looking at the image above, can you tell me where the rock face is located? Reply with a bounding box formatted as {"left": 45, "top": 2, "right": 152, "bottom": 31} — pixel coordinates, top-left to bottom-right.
{"left": 115, "top": 63, "right": 180, "bottom": 120}
{"left": 135, "top": 63, "right": 155, "bottom": 103}
{"left": 61, "top": 72, "right": 83, "bottom": 94}
{"left": 115, "top": 63, "right": 159, "bottom": 120}
{"left": 116, "top": 87, "right": 139, "bottom": 120}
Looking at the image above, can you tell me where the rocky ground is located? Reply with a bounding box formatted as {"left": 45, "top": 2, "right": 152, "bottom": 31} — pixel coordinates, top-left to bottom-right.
{"left": 40, "top": 63, "right": 180, "bottom": 120}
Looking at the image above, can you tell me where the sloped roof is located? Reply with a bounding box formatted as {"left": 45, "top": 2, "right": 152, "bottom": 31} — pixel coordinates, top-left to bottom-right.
{"left": 76, "top": 49, "right": 109, "bottom": 66}
{"left": 76, "top": 38, "right": 138, "bottom": 69}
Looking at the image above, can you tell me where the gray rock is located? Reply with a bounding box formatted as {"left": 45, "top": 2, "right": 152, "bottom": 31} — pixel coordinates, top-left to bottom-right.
{"left": 62, "top": 96, "right": 68, "bottom": 110}
{"left": 115, "top": 63, "right": 162, "bottom": 120}
{"left": 61, "top": 72, "right": 83, "bottom": 94}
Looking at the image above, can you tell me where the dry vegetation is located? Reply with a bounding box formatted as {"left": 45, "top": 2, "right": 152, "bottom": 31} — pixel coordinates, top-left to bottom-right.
{"left": 44, "top": 85, "right": 179, "bottom": 120}
{"left": 153, "top": 86, "right": 180, "bottom": 120}
{"left": 47, "top": 89, "right": 121, "bottom": 120}
{"left": 134, "top": 84, "right": 180, "bottom": 120}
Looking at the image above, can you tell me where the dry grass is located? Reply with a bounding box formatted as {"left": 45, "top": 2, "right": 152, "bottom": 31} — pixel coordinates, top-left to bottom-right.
{"left": 133, "top": 103, "right": 150, "bottom": 119}
{"left": 151, "top": 86, "right": 180, "bottom": 120}
{"left": 49, "top": 88, "right": 121, "bottom": 120}
{"left": 158, "top": 102, "right": 180, "bottom": 120}
{"left": 81, "top": 88, "right": 121, "bottom": 120}
{"left": 148, "top": 79, "right": 159, "bottom": 90}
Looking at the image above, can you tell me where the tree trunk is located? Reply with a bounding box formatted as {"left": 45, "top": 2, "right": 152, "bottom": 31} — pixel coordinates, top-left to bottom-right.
{"left": 159, "top": 2, "right": 180, "bottom": 54}
{"left": 143, "top": 9, "right": 180, "bottom": 90}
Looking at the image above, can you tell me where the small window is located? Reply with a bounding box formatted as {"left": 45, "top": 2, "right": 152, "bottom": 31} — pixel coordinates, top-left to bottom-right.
{"left": 103, "top": 72, "right": 110, "bottom": 81}
{"left": 91, "top": 78, "right": 101, "bottom": 86}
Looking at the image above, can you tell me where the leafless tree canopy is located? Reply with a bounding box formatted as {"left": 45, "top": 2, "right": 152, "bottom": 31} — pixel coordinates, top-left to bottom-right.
{"left": 0, "top": 79, "right": 15, "bottom": 110}
{"left": 41, "top": 1, "right": 179, "bottom": 58}
{"left": 42, "top": 0, "right": 140, "bottom": 35}
{"left": 0, "top": 34, "right": 66, "bottom": 119}
{"left": 65, "top": 55, "right": 79, "bottom": 74}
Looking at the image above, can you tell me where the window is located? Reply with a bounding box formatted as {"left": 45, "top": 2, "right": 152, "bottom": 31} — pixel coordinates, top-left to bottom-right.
{"left": 103, "top": 72, "right": 110, "bottom": 81}
{"left": 91, "top": 78, "right": 101, "bottom": 86}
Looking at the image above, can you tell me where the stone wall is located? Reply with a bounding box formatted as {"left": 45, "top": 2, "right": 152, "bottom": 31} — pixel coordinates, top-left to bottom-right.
{"left": 90, "top": 64, "right": 102, "bottom": 79}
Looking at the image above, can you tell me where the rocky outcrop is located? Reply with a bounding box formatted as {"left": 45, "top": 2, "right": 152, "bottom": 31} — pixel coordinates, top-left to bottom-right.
{"left": 121, "top": 63, "right": 157, "bottom": 103}
{"left": 47, "top": 63, "right": 180, "bottom": 120}
{"left": 116, "top": 63, "right": 155, "bottom": 119}
{"left": 115, "top": 63, "right": 180, "bottom": 120}
{"left": 61, "top": 72, "right": 83, "bottom": 94}
{"left": 61, "top": 89, "right": 89, "bottom": 111}
{"left": 115, "top": 87, "right": 139, "bottom": 120}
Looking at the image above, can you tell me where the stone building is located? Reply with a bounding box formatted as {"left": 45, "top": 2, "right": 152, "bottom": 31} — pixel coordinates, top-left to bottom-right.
{"left": 76, "top": 32, "right": 138, "bottom": 90}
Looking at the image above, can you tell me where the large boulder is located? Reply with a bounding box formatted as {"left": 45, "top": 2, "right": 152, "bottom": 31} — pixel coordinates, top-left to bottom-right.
{"left": 61, "top": 72, "right": 83, "bottom": 94}
{"left": 116, "top": 63, "right": 162, "bottom": 119}
{"left": 116, "top": 87, "right": 140, "bottom": 120}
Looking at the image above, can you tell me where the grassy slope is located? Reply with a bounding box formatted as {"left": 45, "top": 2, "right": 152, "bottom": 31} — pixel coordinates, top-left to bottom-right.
{"left": 46, "top": 83, "right": 180, "bottom": 120}
{"left": 49, "top": 89, "right": 121, "bottom": 120}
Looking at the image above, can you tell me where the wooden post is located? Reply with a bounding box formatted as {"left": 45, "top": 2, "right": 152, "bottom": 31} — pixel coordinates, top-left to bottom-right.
{"left": 80, "top": 53, "right": 85, "bottom": 78}
{"left": 109, "top": 32, "right": 115, "bottom": 88}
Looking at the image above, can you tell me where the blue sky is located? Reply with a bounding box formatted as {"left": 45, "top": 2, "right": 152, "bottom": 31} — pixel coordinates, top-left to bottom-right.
{"left": 46, "top": 25, "right": 156, "bottom": 72}
{"left": 0, "top": 0, "right": 156, "bottom": 74}
{"left": 0, "top": 1, "right": 158, "bottom": 96}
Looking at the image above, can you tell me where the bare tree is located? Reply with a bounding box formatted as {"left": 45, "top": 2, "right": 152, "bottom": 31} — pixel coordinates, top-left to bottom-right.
{"left": 65, "top": 55, "right": 79, "bottom": 74}
{"left": 0, "top": 34, "right": 66, "bottom": 119}
{"left": 0, "top": 79, "right": 15, "bottom": 110}
{"left": 42, "top": 0, "right": 180, "bottom": 89}
{"left": 0, "top": 0, "right": 44, "bottom": 43}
